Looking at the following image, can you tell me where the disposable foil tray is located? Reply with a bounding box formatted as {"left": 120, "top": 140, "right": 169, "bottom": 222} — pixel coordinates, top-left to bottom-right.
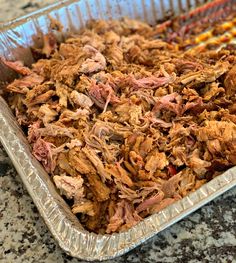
{"left": 0, "top": 0, "right": 236, "bottom": 260}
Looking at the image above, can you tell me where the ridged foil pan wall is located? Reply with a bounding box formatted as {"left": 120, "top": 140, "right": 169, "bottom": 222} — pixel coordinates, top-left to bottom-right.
{"left": 0, "top": 0, "right": 236, "bottom": 260}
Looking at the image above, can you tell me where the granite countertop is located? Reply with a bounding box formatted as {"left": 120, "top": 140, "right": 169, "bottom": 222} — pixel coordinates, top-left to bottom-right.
{"left": 0, "top": 1, "right": 236, "bottom": 262}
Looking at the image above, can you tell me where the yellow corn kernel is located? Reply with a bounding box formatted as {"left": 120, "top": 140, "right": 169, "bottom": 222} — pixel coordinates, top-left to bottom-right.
{"left": 219, "top": 33, "right": 232, "bottom": 43}
{"left": 231, "top": 29, "right": 236, "bottom": 37}
{"left": 195, "top": 31, "right": 212, "bottom": 44}
{"left": 221, "top": 22, "right": 233, "bottom": 31}
{"left": 232, "top": 17, "right": 236, "bottom": 25}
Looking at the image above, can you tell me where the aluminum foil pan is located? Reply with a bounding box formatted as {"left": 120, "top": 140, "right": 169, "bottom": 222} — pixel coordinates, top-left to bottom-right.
{"left": 0, "top": 0, "right": 236, "bottom": 260}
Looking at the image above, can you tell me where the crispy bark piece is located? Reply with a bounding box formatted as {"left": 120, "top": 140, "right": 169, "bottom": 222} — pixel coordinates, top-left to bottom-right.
{"left": 86, "top": 173, "right": 111, "bottom": 202}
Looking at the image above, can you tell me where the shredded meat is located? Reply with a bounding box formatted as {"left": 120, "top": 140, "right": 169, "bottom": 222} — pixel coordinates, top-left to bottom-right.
{"left": 72, "top": 199, "right": 95, "bottom": 216}
{"left": 70, "top": 90, "right": 93, "bottom": 108}
{"left": 32, "top": 138, "right": 56, "bottom": 173}
{"left": 4, "top": 17, "right": 236, "bottom": 234}
{"left": 80, "top": 45, "right": 106, "bottom": 73}
{"left": 53, "top": 174, "right": 84, "bottom": 199}
{"left": 6, "top": 73, "right": 44, "bottom": 94}
{"left": 41, "top": 33, "right": 57, "bottom": 57}
{"left": 1, "top": 57, "right": 32, "bottom": 75}
{"left": 224, "top": 64, "right": 236, "bottom": 96}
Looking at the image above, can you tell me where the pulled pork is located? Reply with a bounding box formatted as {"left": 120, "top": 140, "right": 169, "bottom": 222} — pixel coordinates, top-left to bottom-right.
{"left": 3, "top": 17, "right": 236, "bottom": 234}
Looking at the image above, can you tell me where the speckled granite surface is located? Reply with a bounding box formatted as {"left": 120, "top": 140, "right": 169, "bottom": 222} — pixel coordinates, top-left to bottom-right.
{"left": 0, "top": 1, "right": 236, "bottom": 262}
{"left": 0, "top": 0, "right": 57, "bottom": 22}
